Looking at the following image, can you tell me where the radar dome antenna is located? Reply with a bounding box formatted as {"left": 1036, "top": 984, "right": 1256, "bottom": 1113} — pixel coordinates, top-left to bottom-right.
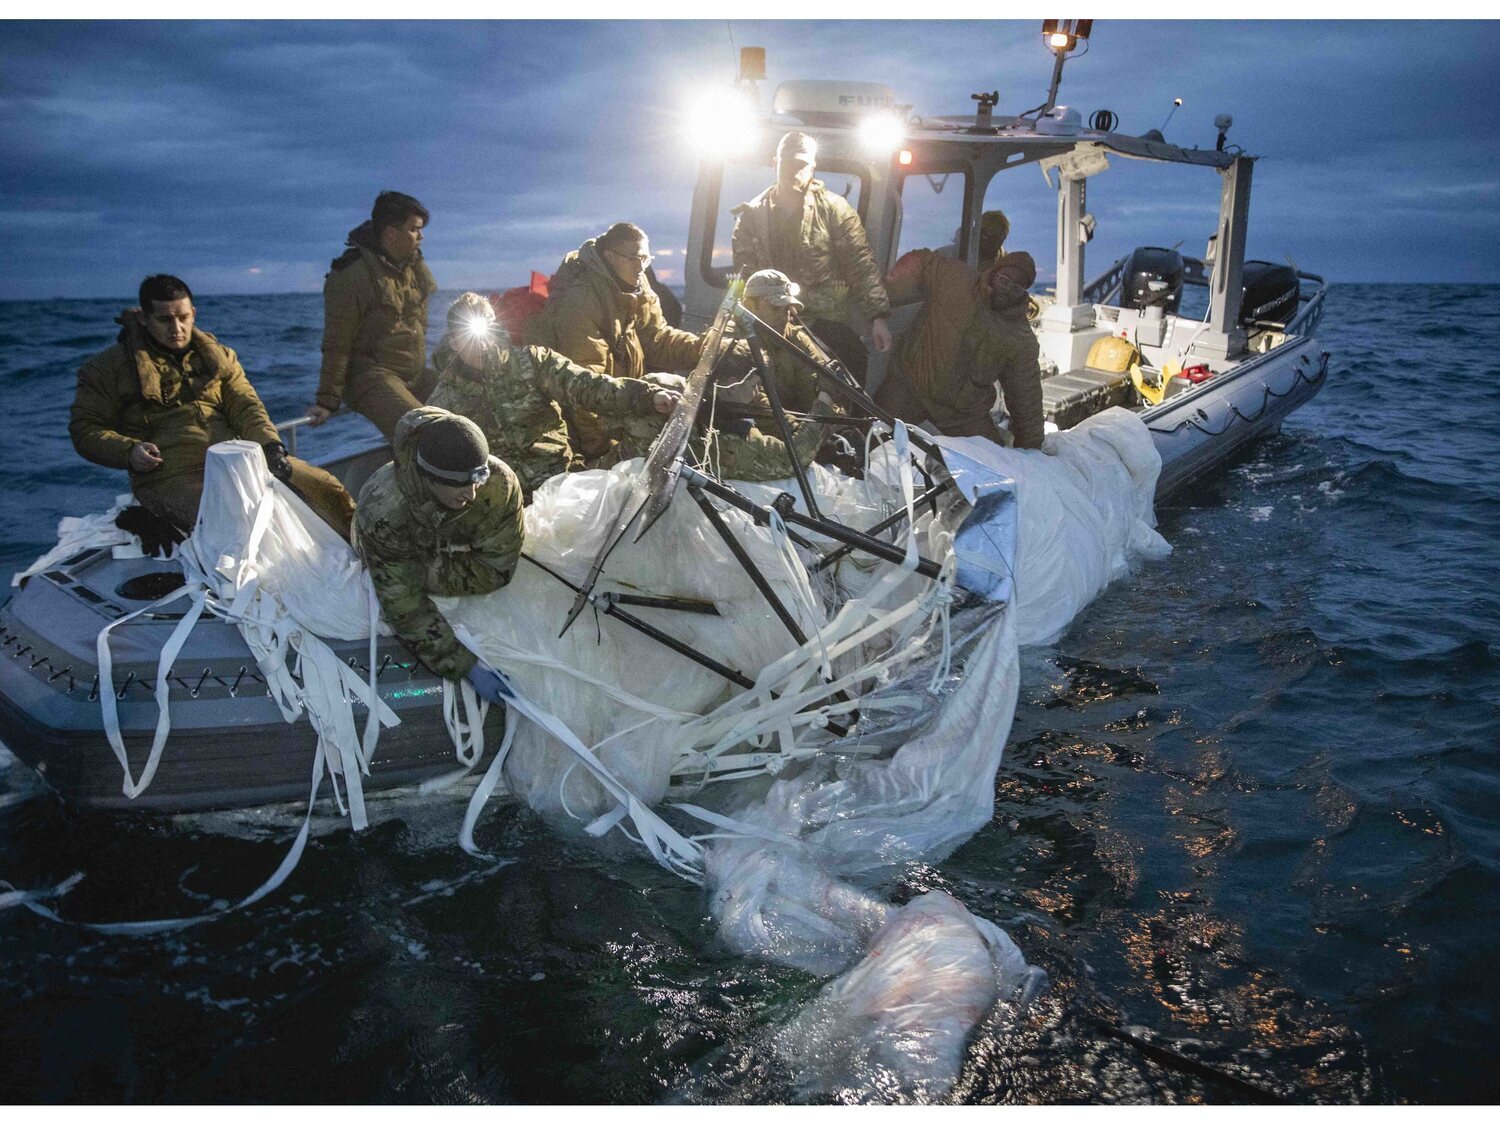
{"left": 1214, "top": 112, "right": 1234, "bottom": 152}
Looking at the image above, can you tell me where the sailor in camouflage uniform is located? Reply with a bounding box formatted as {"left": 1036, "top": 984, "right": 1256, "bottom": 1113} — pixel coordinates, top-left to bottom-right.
{"left": 354, "top": 407, "right": 524, "bottom": 682}
{"left": 428, "top": 293, "right": 678, "bottom": 501}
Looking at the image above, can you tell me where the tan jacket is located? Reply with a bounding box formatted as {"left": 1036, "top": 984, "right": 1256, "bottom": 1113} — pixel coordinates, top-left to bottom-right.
{"left": 70, "top": 311, "right": 280, "bottom": 508}
{"left": 530, "top": 238, "right": 703, "bottom": 457}
{"left": 317, "top": 221, "right": 439, "bottom": 411}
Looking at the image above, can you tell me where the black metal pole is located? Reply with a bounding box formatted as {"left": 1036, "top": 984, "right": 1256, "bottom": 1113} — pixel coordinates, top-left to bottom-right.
{"left": 744, "top": 328, "right": 823, "bottom": 521}
{"left": 687, "top": 484, "right": 809, "bottom": 647}
{"left": 736, "top": 306, "right": 947, "bottom": 464}
{"left": 523, "top": 554, "right": 754, "bottom": 689}
{"left": 681, "top": 465, "right": 943, "bottom": 581}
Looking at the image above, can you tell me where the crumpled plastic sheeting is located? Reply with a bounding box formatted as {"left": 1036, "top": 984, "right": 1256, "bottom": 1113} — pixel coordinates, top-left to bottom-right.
{"left": 937, "top": 406, "right": 1171, "bottom": 646}
{"left": 11, "top": 492, "right": 143, "bottom": 587}
{"left": 440, "top": 461, "right": 828, "bottom": 822}
{"left": 772, "top": 890, "right": 1042, "bottom": 1104}
{"left": 190, "top": 442, "right": 380, "bottom": 642}
{"left": 441, "top": 409, "right": 1164, "bottom": 1100}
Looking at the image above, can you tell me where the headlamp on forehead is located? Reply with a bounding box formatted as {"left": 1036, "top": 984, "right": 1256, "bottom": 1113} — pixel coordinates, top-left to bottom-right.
{"left": 464, "top": 314, "right": 493, "bottom": 343}
{"left": 417, "top": 452, "right": 491, "bottom": 487}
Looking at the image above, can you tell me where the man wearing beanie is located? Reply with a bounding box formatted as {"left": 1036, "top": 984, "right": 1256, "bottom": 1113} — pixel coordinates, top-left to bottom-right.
{"left": 354, "top": 406, "right": 524, "bottom": 684}
{"left": 873, "top": 242, "right": 1045, "bottom": 449}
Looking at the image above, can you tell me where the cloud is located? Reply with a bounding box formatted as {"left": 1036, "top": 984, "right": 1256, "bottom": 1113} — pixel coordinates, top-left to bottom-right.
{"left": 1, "top": 19, "right": 1498, "bottom": 297}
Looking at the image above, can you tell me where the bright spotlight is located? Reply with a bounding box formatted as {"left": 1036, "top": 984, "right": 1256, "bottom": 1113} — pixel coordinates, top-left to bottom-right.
{"left": 684, "top": 87, "right": 758, "bottom": 158}
{"left": 857, "top": 111, "right": 904, "bottom": 154}
{"left": 464, "top": 315, "right": 493, "bottom": 343}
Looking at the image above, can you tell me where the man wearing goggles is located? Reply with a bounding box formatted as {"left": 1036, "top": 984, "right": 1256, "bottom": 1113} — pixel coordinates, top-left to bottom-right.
{"left": 354, "top": 406, "right": 525, "bottom": 685}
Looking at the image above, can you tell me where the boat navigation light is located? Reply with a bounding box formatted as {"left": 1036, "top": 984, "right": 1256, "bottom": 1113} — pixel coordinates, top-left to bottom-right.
{"left": 1041, "top": 18, "right": 1092, "bottom": 55}
{"left": 856, "top": 111, "right": 904, "bottom": 154}
{"left": 684, "top": 86, "right": 758, "bottom": 158}
{"left": 1038, "top": 19, "right": 1093, "bottom": 119}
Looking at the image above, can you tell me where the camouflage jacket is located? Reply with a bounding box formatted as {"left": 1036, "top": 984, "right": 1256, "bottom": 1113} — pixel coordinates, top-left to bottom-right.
{"left": 428, "top": 337, "right": 658, "bottom": 501}
{"left": 884, "top": 249, "right": 1045, "bottom": 449}
{"left": 720, "top": 315, "right": 828, "bottom": 414}
{"left": 731, "top": 181, "right": 891, "bottom": 326}
{"left": 70, "top": 311, "right": 280, "bottom": 507}
{"left": 354, "top": 407, "right": 525, "bottom": 680}
{"left": 693, "top": 405, "right": 833, "bottom": 483}
{"left": 317, "top": 221, "right": 439, "bottom": 411}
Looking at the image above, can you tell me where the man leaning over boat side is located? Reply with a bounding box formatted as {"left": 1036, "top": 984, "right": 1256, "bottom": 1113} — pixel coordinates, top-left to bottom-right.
{"left": 428, "top": 293, "right": 679, "bottom": 503}
{"left": 731, "top": 130, "right": 893, "bottom": 385}
{"left": 353, "top": 407, "right": 523, "bottom": 690}
{"left": 69, "top": 273, "right": 357, "bottom": 541}
{"left": 873, "top": 213, "right": 1046, "bottom": 450}
{"left": 305, "top": 191, "right": 439, "bottom": 442}
{"left": 529, "top": 221, "right": 712, "bottom": 464}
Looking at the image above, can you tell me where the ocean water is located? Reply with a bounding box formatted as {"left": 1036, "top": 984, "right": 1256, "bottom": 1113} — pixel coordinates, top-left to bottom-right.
{"left": 1, "top": 285, "right": 1497, "bottom": 1103}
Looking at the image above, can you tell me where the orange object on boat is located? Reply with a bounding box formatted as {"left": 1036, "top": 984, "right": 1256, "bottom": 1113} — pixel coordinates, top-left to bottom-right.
{"left": 488, "top": 271, "right": 550, "bottom": 346}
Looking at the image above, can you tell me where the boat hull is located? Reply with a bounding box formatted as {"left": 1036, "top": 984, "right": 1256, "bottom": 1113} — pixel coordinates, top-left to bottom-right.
{"left": 0, "top": 551, "right": 501, "bottom": 812}
{"left": 1148, "top": 336, "right": 1329, "bottom": 498}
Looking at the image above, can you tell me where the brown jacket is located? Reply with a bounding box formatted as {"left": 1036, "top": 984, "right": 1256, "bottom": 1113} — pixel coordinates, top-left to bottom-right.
{"left": 70, "top": 311, "right": 281, "bottom": 509}
{"left": 882, "top": 249, "right": 1045, "bottom": 449}
{"left": 316, "top": 221, "right": 439, "bottom": 411}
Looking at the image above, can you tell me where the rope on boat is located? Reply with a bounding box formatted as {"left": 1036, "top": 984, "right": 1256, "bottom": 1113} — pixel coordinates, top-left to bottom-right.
{"left": 1147, "top": 356, "right": 1328, "bottom": 438}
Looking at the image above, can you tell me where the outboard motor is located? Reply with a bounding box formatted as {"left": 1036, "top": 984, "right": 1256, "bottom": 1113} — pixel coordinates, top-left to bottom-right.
{"left": 1121, "top": 246, "right": 1185, "bottom": 313}
{"left": 1239, "top": 260, "right": 1300, "bottom": 327}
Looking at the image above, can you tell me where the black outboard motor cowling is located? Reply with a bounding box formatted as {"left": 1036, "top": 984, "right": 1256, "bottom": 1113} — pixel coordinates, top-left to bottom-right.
{"left": 1122, "top": 246, "right": 1185, "bottom": 313}
{"left": 1240, "top": 260, "right": 1300, "bottom": 327}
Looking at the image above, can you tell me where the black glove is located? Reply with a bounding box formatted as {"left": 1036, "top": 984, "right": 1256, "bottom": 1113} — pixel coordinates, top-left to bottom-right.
{"left": 115, "top": 505, "right": 187, "bottom": 558}
{"left": 262, "top": 441, "right": 293, "bottom": 483}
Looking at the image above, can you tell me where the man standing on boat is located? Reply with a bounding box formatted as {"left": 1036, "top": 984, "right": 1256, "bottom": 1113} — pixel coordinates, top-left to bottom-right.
{"left": 305, "top": 191, "right": 439, "bottom": 442}
{"left": 354, "top": 406, "right": 524, "bottom": 685}
{"left": 530, "top": 222, "right": 708, "bottom": 464}
{"left": 429, "top": 293, "right": 679, "bottom": 502}
{"left": 873, "top": 228, "right": 1046, "bottom": 449}
{"left": 731, "top": 131, "right": 892, "bottom": 385}
{"left": 69, "top": 274, "right": 356, "bottom": 540}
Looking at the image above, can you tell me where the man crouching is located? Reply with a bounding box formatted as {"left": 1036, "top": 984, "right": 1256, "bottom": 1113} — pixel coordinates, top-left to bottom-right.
{"left": 354, "top": 407, "right": 523, "bottom": 692}
{"left": 69, "top": 274, "right": 355, "bottom": 542}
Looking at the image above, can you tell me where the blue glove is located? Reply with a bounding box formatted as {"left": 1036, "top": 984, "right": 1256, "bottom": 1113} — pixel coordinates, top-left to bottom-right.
{"left": 465, "top": 665, "right": 511, "bottom": 704}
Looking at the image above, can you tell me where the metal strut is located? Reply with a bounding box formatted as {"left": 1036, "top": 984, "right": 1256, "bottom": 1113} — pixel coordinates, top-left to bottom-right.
{"left": 524, "top": 554, "right": 753, "bottom": 689}
{"left": 679, "top": 464, "right": 944, "bottom": 581}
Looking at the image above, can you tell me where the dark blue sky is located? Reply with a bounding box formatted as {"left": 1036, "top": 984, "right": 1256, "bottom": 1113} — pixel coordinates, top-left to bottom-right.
{"left": 2, "top": 19, "right": 1496, "bottom": 300}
